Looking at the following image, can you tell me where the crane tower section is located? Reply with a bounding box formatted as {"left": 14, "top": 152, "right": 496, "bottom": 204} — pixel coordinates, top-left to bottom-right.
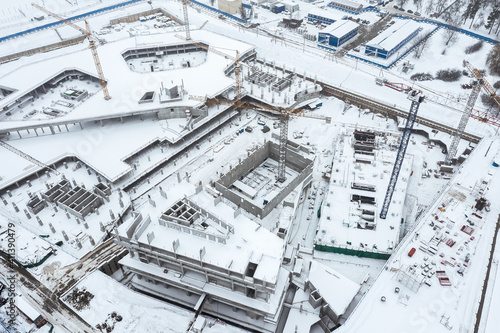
{"left": 380, "top": 90, "right": 424, "bottom": 220}
{"left": 183, "top": 0, "right": 191, "bottom": 40}
{"left": 445, "top": 80, "right": 481, "bottom": 164}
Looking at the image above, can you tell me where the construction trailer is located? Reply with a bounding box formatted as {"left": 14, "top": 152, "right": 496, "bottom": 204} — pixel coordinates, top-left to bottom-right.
{"left": 16, "top": 297, "right": 47, "bottom": 328}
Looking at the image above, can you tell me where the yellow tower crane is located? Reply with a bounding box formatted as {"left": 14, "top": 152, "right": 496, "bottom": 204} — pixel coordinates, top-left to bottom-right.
{"left": 32, "top": 3, "right": 111, "bottom": 100}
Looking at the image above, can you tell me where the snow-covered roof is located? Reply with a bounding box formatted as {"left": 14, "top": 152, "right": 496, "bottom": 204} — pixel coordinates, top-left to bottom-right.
{"left": 336, "top": 137, "right": 500, "bottom": 333}
{"left": 366, "top": 20, "right": 421, "bottom": 52}
{"left": 331, "top": 0, "right": 363, "bottom": 10}
{"left": 315, "top": 128, "right": 411, "bottom": 253}
{"left": 0, "top": 29, "right": 254, "bottom": 127}
{"left": 118, "top": 191, "right": 284, "bottom": 284}
{"left": 308, "top": 7, "right": 345, "bottom": 21}
{"left": 320, "top": 20, "right": 358, "bottom": 38}
{"left": 16, "top": 297, "right": 41, "bottom": 321}
{"left": 308, "top": 260, "right": 360, "bottom": 316}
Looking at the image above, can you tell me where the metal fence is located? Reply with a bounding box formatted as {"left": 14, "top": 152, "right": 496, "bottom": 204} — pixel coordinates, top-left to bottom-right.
{"left": 0, "top": 0, "right": 142, "bottom": 44}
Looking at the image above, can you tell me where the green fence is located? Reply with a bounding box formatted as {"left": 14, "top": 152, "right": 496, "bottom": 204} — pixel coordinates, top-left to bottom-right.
{"left": 0, "top": 248, "right": 56, "bottom": 269}
{"left": 314, "top": 244, "right": 391, "bottom": 260}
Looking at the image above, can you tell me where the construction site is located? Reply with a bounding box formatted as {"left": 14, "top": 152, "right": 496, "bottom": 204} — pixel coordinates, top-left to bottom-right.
{"left": 0, "top": 0, "right": 499, "bottom": 333}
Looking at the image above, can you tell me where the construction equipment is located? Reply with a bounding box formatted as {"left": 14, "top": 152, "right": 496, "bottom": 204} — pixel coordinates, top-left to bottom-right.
{"left": 175, "top": 34, "right": 246, "bottom": 102}
{"left": 190, "top": 95, "right": 330, "bottom": 182}
{"left": 380, "top": 90, "right": 424, "bottom": 219}
{"left": 0, "top": 140, "right": 60, "bottom": 176}
{"left": 178, "top": 35, "right": 327, "bottom": 182}
{"left": 182, "top": 0, "right": 191, "bottom": 40}
{"left": 32, "top": 4, "right": 111, "bottom": 100}
{"left": 446, "top": 60, "right": 500, "bottom": 163}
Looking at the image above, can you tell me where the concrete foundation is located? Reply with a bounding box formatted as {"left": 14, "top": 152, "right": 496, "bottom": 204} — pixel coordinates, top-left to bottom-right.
{"left": 215, "top": 141, "right": 313, "bottom": 218}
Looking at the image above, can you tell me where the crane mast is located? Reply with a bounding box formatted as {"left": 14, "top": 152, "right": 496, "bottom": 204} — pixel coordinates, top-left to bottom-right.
{"left": 183, "top": 0, "right": 191, "bottom": 40}
{"left": 179, "top": 36, "right": 331, "bottom": 182}
{"left": 32, "top": 3, "right": 110, "bottom": 100}
{"left": 380, "top": 90, "right": 424, "bottom": 219}
{"left": 445, "top": 80, "right": 481, "bottom": 163}
{"left": 446, "top": 60, "right": 500, "bottom": 163}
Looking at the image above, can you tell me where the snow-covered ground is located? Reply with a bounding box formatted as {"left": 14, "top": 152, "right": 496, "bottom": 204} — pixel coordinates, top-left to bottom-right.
{"left": 64, "top": 270, "right": 250, "bottom": 332}
{"left": 0, "top": 0, "right": 499, "bottom": 332}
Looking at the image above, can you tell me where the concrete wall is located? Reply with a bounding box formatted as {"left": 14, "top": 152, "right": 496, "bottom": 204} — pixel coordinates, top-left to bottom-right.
{"left": 218, "top": 143, "right": 270, "bottom": 187}
{"left": 109, "top": 7, "right": 182, "bottom": 25}
{"left": 0, "top": 36, "right": 86, "bottom": 64}
{"left": 157, "top": 106, "right": 207, "bottom": 120}
{"left": 215, "top": 141, "right": 313, "bottom": 219}
{"left": 218, "top": 0, "right": 243, "bottom": 15}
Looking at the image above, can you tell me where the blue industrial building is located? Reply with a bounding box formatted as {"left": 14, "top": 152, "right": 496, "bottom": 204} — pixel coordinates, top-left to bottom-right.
{"left": 365, "top": 20, "right": 421, "bottom": 59}
{"left": 318, "top": 20, "right": 359, "bottom": 49}
{"left": 307, "top": 7, "right": 345, "bottom": 26}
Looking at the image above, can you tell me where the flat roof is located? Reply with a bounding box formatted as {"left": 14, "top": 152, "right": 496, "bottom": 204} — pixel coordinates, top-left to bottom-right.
{"left": 366, "top": 20, "right": 421, "bottom": 52}
{"left": 308, "top": 7, "right": 346, "bottom": 21}
{"left": 331, "top": 0, "right": 363, "bottom": 9}
{"left": 320, "top": 20, "right": 358, "bottom": 38}
{"left": 118, "top": 191, "right": 284, "bottom": 284}
{"left": 16, "top": 297, "right": 41, "bottom": 322}
{"left": 0, "top": 30, "right": 254, "bottom": 128}
{"left": 308, "top": 260, "right": 360, "bottom": 316}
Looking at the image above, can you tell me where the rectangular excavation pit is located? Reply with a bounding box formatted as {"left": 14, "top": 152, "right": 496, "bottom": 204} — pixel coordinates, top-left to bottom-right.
{"left": 215, "top": 141, "right": 313, "bottom": 219}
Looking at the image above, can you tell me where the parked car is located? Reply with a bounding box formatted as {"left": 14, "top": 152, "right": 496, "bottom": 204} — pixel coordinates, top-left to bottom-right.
{"left": 407, "top": 9, "right": 413, "bottom": 14}
{"left": 414, "top": 11, "right": 421, "bottom": 16}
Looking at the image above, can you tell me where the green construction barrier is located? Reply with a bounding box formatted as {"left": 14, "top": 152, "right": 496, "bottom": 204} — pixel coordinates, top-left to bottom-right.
{"left": 22, "top": 251, "right": 55, "bottom": 269}
{"left": 314, "top": 244, "right": 391, "bottom": 260}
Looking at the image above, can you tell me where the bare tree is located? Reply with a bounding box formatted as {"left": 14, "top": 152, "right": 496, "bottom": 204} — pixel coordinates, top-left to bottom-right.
{"left": 414, "top": 0, "right": 423, "bottom": 11}
{"left": 425, "top": 0, "right": 436, "bottom": 15}
{"left": 486, "top": 44, "right": 500, "bottom": 75}
{"left": 473, "top": 12, "right": 485, "bottom": 29}
{"left": 443, "top": 27, "right": 459, "bottom": 46}
{"left": 397, "top": 0, "right": 409, "bottom": 8}
{"left": 485, "top": 3, "right": 500, "bottom": 34}
{"left": 413, "top": 35, "right": 430, "bottom": 58}
{"left": 443, "top": 13, "right": 460, "bottom": 46}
